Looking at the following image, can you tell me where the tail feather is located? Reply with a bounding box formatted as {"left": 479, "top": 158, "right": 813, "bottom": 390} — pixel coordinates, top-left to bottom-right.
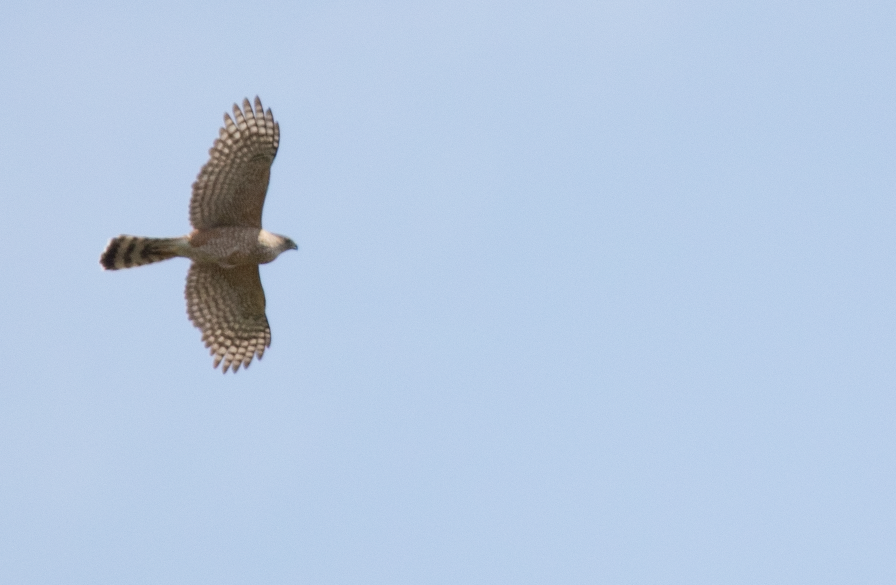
{"left": 100, "top": 235, "right": 183, "bottom": 270}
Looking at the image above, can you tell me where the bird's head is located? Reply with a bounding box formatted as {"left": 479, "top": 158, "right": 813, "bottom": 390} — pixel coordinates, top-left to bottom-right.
{"left": 258, "top": 230, "right": 299, "bottom": 257}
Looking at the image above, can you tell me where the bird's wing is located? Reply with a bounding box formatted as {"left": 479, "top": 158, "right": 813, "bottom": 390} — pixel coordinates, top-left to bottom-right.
{"left": 186, "top": 263, "right": 271, "bottom": 373}
{"left": 190, "top": 97, "right": 280, "bottom": 229}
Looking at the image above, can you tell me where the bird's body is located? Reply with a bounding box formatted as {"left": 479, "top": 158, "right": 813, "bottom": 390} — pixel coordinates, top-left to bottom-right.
{"left": 102, "top": 228, "right": 294, "bottom": 270}
{"left": 100, "top": 97, "right": 297, "bottom": 373}
{"left": 186, "top": 227, "right": 296, "bottom": 267}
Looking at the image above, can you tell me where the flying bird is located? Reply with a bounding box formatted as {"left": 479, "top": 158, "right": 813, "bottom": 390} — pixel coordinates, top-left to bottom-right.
{"left": 100, "top": 97, "right": 297, "bottom": 373}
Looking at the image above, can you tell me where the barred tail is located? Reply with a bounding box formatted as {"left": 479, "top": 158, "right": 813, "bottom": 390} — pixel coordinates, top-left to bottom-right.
{"left": 100, "top": 235, "right": 183, "bottom": 270}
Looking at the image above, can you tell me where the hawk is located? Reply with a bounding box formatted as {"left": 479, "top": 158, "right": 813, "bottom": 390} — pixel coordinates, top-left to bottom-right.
{"left": 100, "top": 97, "right": 297, "bottom": 373}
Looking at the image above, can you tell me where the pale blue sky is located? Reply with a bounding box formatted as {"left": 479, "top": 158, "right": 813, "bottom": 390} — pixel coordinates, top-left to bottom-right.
{"left": 2, "top": 1, "right": 895, "bottom": 583}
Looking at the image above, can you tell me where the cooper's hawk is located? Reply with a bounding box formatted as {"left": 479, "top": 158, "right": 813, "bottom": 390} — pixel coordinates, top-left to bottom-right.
{"left": 100, "top": 97, "right": 297, "bottom": 373}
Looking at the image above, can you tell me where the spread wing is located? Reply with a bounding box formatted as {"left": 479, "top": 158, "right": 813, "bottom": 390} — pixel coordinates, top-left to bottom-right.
{"left": 190, "top": 97, "right": 280, "bottom": 230}
{"left": 186, "top": 263, "right": 272, "bottom": 373}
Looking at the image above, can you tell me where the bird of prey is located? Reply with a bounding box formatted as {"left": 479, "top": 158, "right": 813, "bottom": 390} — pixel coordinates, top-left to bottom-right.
{"left": 100, "top": 97, "right": 297, "bottom": 373}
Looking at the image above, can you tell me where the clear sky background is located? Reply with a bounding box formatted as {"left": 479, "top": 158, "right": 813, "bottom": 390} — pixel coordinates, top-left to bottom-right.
{"left": 2, "top": 1, "right": 894, "bottom": 583}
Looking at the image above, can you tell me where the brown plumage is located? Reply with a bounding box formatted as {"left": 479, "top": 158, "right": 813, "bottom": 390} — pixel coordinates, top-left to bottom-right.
{"left": 100, "top": 97, "right": 297, "bottom": 373}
